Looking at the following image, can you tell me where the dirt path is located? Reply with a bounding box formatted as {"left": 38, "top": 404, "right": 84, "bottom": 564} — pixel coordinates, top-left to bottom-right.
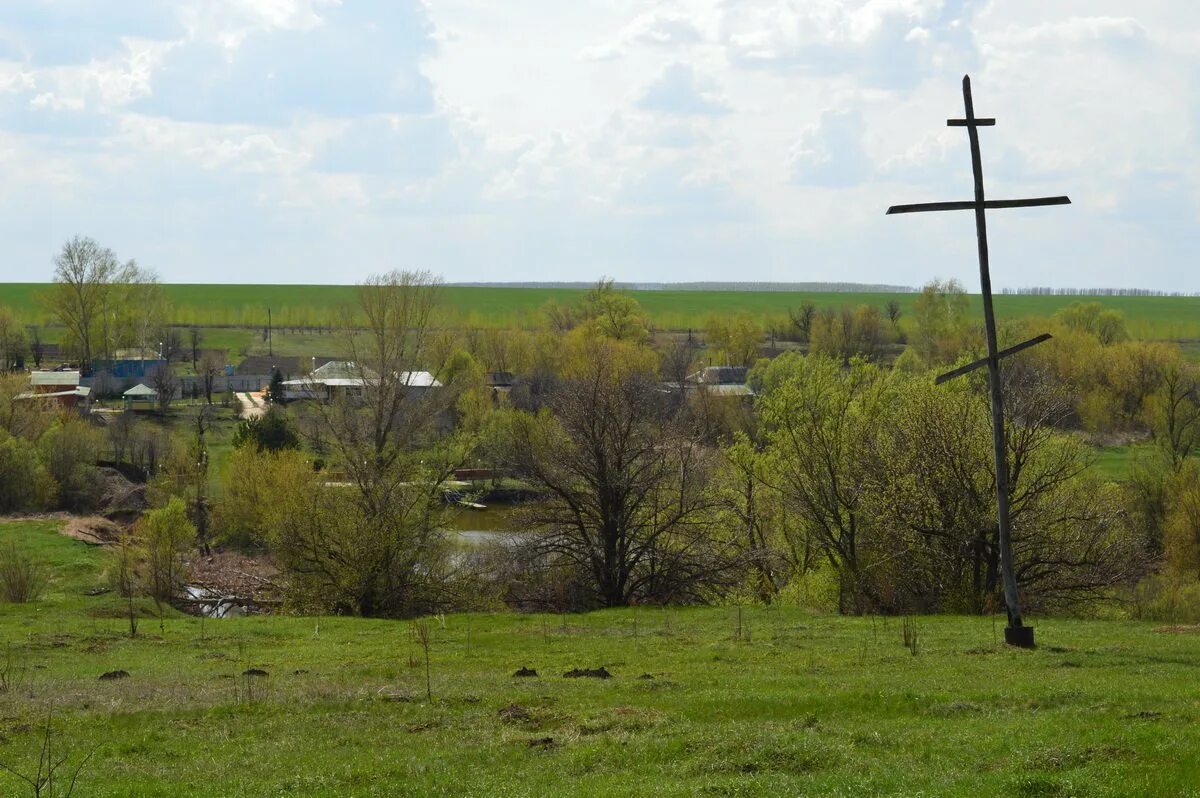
{"left": 236, "top": 391, "right": 268, "bottom": 419}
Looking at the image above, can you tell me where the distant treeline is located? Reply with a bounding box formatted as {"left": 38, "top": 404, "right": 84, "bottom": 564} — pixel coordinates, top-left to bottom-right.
{"left": 1001, "top": 287, "right": 1200, "bottom": 297}
{"left": 450, "top": 281, "right": 919, "bottom": 292}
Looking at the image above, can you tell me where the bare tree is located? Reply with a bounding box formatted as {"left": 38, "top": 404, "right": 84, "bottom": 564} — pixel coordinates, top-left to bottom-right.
{"left": 885, "top": 299, "right": 902, "bottom": 334}
{"left": 46, "top": 236, "right": 120, "bottom": 368}
{"left": 159, "top": 328, "right": 183, "bottom": 363}
{"left": 660, "top": 336, "right": 699, "bottom": 411}
{"left": 198, "top": 352, "right": 222, "bottom": 405}
{"left": 26, "top": 325, "right": 43, "bottom": 368}
{"left": 501, "top": 340, "right": 727, "bottom": 607}
{"left": 149, "top": 363, "right": 178, "bottom": 413}
{"left": 188, "top": 328, "right": 202, "bottom": 370}
{"left": 787, "top": 301, "right": 816, "bottom": 343}
{"left": 279, "top": 271, "right": 467, "bottom": 616}
{"left": 0, "top": 309, "right": 25, "bottom": 372}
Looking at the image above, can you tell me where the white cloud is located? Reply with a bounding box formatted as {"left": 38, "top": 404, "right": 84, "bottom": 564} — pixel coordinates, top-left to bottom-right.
{"left": 637, "top": 63, "right": 730, "bottom": 115}
{"left": 0, "top": 0, "right": 1194, "bottom": 290}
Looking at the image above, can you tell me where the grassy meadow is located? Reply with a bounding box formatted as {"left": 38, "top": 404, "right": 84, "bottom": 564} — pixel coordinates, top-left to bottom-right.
{"left": 3, "top": 283, "right": 1200, "bottom": 339}
{"left": 0, "top": 519, "right": 1198, "bottom": 797}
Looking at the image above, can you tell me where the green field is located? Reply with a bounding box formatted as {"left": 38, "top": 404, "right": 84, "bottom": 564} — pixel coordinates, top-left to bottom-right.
{"left": 0, "top": 519, "right": 1198, "bottom": 796}
{"left": 2, "top": 283, "right": 1199, "bottom": 338}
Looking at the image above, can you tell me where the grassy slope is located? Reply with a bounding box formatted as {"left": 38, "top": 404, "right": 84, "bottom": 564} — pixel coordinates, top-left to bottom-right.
{"left": 0, "top": 520, "right": 1198, "bottom": 796}
{"left": 3, "top": 283, "right": 1199, "bottom": 338}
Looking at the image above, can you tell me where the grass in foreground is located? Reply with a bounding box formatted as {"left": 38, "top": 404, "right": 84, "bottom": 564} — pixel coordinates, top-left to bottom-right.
{"left": 0, "top": 519, "right": 1198, "bottom": 797}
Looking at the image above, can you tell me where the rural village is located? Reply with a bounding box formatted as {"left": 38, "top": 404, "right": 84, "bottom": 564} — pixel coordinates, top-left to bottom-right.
{"left": 0, "top": 1, "right": 1198, "bottom": 796}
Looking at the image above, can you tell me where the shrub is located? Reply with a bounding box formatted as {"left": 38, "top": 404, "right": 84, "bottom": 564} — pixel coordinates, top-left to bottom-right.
{"left": 0, "top": 432, "right": 54, "bottom": 512}
{"left": 0, "top": 544, "right": 47, "bottom": 603}
{"left": 39, "top": 417, "right": 103, "bottom": 511}
{"left": 232, "top": 409, "right": 299, "bottom": 452}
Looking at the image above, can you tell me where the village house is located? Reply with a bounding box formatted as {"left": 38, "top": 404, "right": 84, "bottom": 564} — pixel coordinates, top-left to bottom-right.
{"left": 23, "top": 369, "right": 92, "bottom": 409}
{"left": 281, "top": 360, "right": 442, "bottom": 402}
{"left": 685, "top": 365, "right": 754, "bottom": 396}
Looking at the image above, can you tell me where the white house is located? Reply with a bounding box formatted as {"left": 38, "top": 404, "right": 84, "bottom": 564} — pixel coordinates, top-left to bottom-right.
{"left": 281, "top": 360, "right": 442, "bottom": 402}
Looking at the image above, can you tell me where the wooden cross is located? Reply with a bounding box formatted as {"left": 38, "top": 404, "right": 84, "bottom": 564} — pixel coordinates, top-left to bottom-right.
{"left": 886, "top": 75, "right": 1071, "bottom": 648}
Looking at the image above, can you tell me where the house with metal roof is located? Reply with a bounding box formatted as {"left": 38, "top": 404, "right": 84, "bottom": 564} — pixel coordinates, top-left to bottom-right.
{"left": 281, "top": 361, "right": 442, "bottom": 402}
{"left": 23, "top": 370, "right": 92, "bottom": 409}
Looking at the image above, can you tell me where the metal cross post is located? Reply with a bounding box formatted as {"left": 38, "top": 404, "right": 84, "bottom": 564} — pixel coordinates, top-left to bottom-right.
{"left": 887, "top": 75, "right": 1071, "bottom": 648}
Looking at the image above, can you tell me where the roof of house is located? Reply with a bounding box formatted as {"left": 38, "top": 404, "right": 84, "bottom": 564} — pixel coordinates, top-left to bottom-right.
{"left": 310, "top": 360, "right": 377, "bottom": 380}
{"left": 15, "top": 387, "right": 90, "bottom": 401}
{"left": 123, "top": 383, "right": 158, "bottom": 397}
{"left": 486, "top": 371, "right": 515, "bottom": 387}
{"left": 282, "top": 367, "right": 441, "bottom": 390}
{"left": 234, "top": 355, "right": 302, "bottom": 376}
{"left": 688, "top": 366, "right": 749, "bottom": 385}
{"left": 31, "top": 370, "right": 81, "bottom": 386}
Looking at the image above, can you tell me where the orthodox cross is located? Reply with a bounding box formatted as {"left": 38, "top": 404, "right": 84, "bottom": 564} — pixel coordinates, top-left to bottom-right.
{"left": 887, "top": 75, "right": 1071, "bottom": 648}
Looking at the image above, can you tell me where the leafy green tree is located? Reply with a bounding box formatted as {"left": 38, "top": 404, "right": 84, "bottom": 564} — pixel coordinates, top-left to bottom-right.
{"left": 136, "top": 497, "right": 195, "bottom": 602}
{"left": 910, "top": 278, "right": 971, "bottom": 365}
{"left": 706, "top": 313, "right": 761, "bottom": 367}
{"left": 1054, "top": 301, "right": 1128, "bottom": 345}
{"left": 753, "top": 353, "right": 892, "bottom": 612}
{"left": 38, "top": 417, "right": 102, "bottom": 511}
{"left": 580, "top": 279, "right": 648, "bottom": 343}
{"left": 0, "top": 432, "right": 54, "bottom": 512}
{"left": 267, "top": 369, "right": 286, "bottom": 403}
{"left": 233, "top": 408, "right": 300, "bottom": 453}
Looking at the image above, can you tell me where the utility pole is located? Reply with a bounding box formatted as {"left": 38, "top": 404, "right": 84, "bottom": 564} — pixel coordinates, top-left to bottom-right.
{"left": 887, "top": 75, "right": 1072, "bottom": 648}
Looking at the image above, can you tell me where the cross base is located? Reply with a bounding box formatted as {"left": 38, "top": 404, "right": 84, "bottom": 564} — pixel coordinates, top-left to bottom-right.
{"left": 1004, "top": 625, "right": 1036, "bottom": 648}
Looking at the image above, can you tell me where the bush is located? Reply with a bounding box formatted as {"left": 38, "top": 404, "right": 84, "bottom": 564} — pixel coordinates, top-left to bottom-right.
{"left": 1127, "top": 573, "right": 1200, "bottom": 624}
{"left": 39, "top": 417, "right": 103, "bottom": 511}
{"left": 0, "top": 432, "right": 54, "bottom": 512}
{"left": 0, "top": 544, "right": 47, "bottom": 603}
{"left": 232, "top": 409, "right": 299, "bottom": 452}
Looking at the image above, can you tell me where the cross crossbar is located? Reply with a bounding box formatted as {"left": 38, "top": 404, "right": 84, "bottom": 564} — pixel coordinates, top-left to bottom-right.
{"left": 887, "top": 196, "right": 1070, "bottom": 215}
{"left": 948, "top": 118, "right": 995, "bottom": 127}
{"left": 934, "top": 333, "right": 1054, "bottom": 385}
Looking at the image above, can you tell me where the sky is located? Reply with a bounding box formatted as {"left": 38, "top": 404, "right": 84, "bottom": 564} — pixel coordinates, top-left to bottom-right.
{"left": 0, "top": 0, "right": 1196, "bottom": 290}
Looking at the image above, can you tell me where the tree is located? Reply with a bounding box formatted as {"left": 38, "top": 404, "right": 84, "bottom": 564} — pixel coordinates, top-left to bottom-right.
{"left": 660, "top": 336, "right": 700, "bottom": 410}
{"left": 788, "top": 301, "right": 816, "bottom": 343}
{"left": 159, "top": 328, "right": 183, "bottom": 363}
{"left": 500, "top": 337, "right": 727, "bottom": 607}
{"left": 1054, "top": 302, "right": 1128, "bottom": 346}
{"left": 199, "top": 352, "right": 222, "bottom": 405}
{"left": 233, "top": 408, "right": 300, "bottom": 452}
{"left": 266, "top": 369, "right": 286, "bottom": 404}
{"left": 885, "top": 299, "right": 902, "bottom": 336}
{"left": 148, "top": 362, "right": 178, "bottom": 413}
{"left": 136, "top": 497, "right": 195, "bottom": 603}
{"left": 0, "top": 308, "right": 26, "bottom": 372}
{"left": 580, "top": 279, "right": 648, "bottom": 343}
{"left": 809, "top": 305, "right": 887, "bottom": 363}
{"left": 46, "top": 236, "right": 121, "bottom": 368}
{"left": 290, "top": 270, "right": 468, "bottom": 616}
{"left": 753, "top": 353, "right": 891, "bottom": 612}
{"left": 0, "top": 432, "right": 54, "bottom": 513}
{"left": 26, "top": 324, "right": 43, "bottom": 368}
{"left": 188, "top": 328, "right": 202, "bottom": 370}
{"left": 1144, "top": 362, "right": 1200, "bottom": 471}
{"left": 910, "top": 278, "right": 971, "bottom": 365}
{"left": 215, "top": 446, "right": 315, "bottom": 549}
{"left": 0, "top": 375, "right": 53, "bottom": 441}
{"left": 706, "top": 314, "right": 761, "bottom": 368}
{"left": 38, "top": 418, "right": 102, "bottom": 512}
